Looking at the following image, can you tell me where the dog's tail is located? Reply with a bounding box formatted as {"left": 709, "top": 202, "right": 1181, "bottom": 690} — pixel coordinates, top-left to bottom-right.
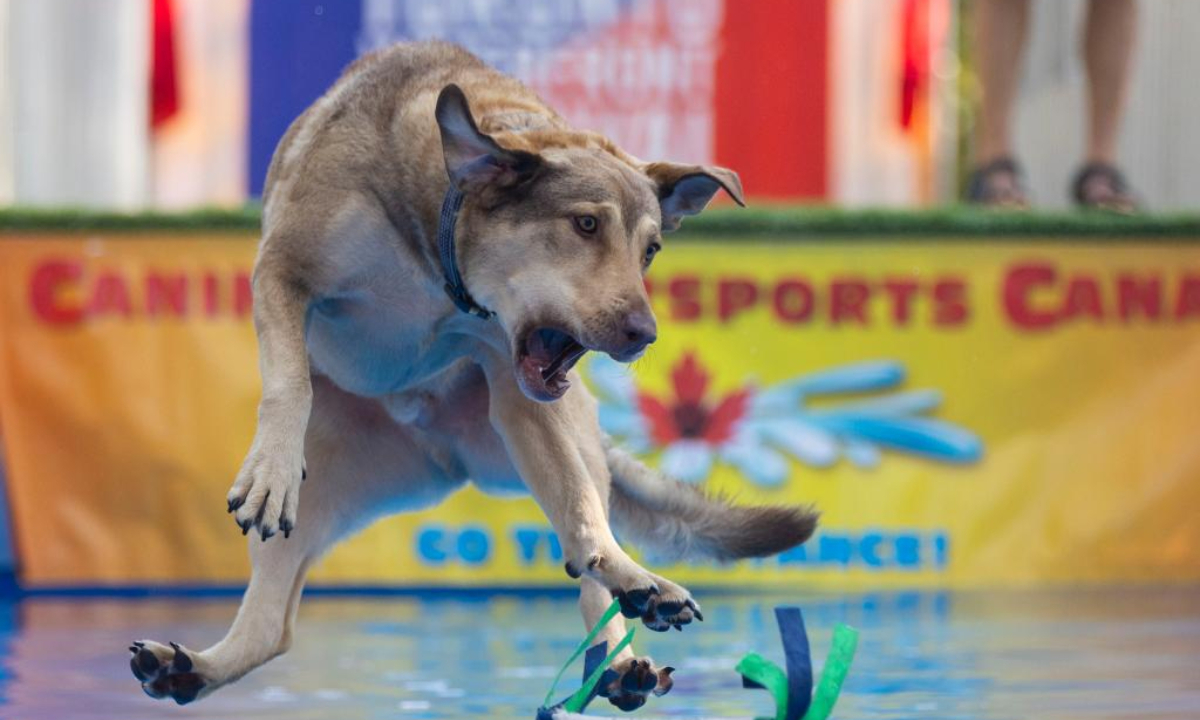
{"left": 604, "top": 440, "right": 819, "bottom": 563}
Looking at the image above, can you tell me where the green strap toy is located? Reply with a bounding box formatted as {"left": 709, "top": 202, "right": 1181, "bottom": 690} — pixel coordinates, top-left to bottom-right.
{"left": 537, "top": 599, "right": 634, "bottom": 718}
{"left": 736, "top": 607, "right": 859, "bottom": 720}
{"left": 536, "top": 601, "right": 857, "bottom": 720}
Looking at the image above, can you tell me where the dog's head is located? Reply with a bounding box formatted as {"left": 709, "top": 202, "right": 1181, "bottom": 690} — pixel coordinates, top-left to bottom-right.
{"left": 436, "top": 85, "right": 744, "bottom": 402}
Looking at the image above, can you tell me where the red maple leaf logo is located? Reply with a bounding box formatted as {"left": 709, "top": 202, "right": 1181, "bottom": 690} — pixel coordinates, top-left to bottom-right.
{"left": 637, "top": 352, "right": 750, "bottom": 446}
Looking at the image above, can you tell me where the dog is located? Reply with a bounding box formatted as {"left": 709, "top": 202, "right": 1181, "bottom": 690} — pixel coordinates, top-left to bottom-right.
{"left": 129, "top": 41, "right": 818, "bottom": 711}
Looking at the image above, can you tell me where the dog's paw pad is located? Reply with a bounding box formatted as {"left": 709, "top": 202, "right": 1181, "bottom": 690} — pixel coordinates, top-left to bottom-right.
{"left": 613, "top": 583, "right": 660, "bottom": 619}
{"left": 637, "top": 582, "right": 701, "bottom": 632}
{"left": 601, "top": 658, "right": 674, "bottom": 712}
{"left": 128, "top": 640, "right": 208, "bottom": 705}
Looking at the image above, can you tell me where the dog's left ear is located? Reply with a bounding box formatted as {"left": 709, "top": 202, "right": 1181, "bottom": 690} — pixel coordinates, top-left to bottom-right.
{"left": 644, "top": 162, "right": 746, "bottom": 232}
{"left": 436, "top": 84, "right": 540, "bottom": 192}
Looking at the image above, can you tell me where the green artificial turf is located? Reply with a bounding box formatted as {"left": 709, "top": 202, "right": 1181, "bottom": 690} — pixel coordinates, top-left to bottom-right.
{"left": 0, "top": 206, "right": 263, "bottom": 233}
{"left": 1, "top": 204, "right": 1198, "bottom": 240}
{"left": 682, "top": 204, "right": 1200, "bottom": 238}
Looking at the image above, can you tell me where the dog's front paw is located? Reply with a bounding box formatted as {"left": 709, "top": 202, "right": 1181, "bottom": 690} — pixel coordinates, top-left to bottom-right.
{"left": 599, "top": 657, "right": 674, "bottom": 712}
{"left": 571, "top": 552, "right": 703, "bottom": 632}
{"left": 226, "top": 445, "right": 304, "bottom": 541}
{"left": 617, "top": 575, "right": 702, "bottom": 632}
{"left": 129, "top": 640, "right": 209, "bottom": 705}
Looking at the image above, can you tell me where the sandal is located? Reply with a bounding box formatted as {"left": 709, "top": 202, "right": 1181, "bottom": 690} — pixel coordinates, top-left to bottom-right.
{"left": 1072, "top": 162, "right": 1139, "bottom": 213}
{"left": 966, "top": 157, "right": 1029, "bottom": 208}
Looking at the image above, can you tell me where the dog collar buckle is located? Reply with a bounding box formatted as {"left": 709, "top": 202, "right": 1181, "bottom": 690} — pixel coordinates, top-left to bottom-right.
{"left": 443, "top": 281, "right": 493, "bottom": 319}
{"left": 437, "top": 185, "right": 494, "bottom": 320}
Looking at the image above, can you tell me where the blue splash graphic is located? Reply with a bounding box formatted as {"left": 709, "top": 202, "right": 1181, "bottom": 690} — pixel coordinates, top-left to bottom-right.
{"left": 588, "top": 356, "right": 983, "bottom": 487}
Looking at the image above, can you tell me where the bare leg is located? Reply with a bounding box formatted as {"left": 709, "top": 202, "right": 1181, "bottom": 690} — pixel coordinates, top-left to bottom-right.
{"left": 1072, "top": 0, "right": 1139, "bottom": 211}
{"left": 973, "top": 0, "right": 1032, "bottom": 164}
{"left": 1083, "top": 0, "right": 1137, "bottom": 164}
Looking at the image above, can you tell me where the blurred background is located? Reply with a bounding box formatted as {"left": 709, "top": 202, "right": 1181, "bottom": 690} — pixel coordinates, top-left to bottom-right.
{"left": 0, "top": 2, "right": 1198, "bottom": 718}
{"left": 2, "top": 0, "right": 1199, "bottom": 211}
{"left": 0, "top": 0, "right": 1198, "bottom": 599}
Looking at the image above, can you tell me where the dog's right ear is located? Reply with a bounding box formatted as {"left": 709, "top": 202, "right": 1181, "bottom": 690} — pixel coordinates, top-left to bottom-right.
{"left": 436, "top": 84, "right": 540, "bottom": 193}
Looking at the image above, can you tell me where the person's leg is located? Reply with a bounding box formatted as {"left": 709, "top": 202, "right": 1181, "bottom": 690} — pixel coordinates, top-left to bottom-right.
{"left": 968, "top": 0, "right": 1032, "bottom": 205}
{"left": 973, "top": 0, "right": 1031, "bottom": 164}
{"left": 1083, "top": 0, "right": 1137, "bottom": 164}
{"left": 1074, "top": 0, "right": 1139, "bottom": 211}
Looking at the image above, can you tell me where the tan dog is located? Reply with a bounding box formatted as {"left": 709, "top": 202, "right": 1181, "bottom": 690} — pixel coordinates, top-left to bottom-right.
{"left": 129, "top": 41, "right": 817, "bottom": 711}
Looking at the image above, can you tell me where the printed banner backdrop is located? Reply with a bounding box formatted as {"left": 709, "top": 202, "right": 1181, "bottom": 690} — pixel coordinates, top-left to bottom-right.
{"left": 1, "top": 234, "right": 1199, "bottom": 589}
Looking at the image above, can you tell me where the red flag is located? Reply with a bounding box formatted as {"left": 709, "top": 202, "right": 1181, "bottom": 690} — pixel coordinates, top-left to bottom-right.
{"left": 899, "top": 0, "right": 929, "bottom": 132}
{"left": 150, "top": 0, "right": 179, "bottom": 129}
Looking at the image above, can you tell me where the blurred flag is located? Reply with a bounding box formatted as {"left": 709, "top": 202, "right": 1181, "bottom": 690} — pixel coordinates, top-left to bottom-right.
{"left": 251, "top": 0, "right": 830, "bottom": 201}
{"left": 150, "top": 0, "right": 179, "bottom": 129}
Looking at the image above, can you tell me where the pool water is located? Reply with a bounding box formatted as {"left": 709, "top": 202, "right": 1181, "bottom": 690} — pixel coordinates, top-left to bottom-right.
{"left": 1, "top": 587, "right": 1197, "bottom": 719}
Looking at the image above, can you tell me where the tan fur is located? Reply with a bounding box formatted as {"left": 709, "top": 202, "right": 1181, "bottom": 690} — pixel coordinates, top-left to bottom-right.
{"left": 607, "top": 443, "right": 819, "bottom": 562}
{"left": 129, "top": 41, "right": 810, "bottom": 709}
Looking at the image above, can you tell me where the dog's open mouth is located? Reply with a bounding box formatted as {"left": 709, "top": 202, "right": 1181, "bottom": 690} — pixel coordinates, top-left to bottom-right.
{"left": 516, "top": 327, "right": 589, "bottom": 402}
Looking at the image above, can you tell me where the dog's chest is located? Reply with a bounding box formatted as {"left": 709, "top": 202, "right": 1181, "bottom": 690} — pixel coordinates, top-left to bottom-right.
{"left": 305, "top": 287, "right": 467, "bottom": 398}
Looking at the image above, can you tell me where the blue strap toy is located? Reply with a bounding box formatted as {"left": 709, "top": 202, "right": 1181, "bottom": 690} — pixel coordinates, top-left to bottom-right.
{"left": 536, "top": 602, "right": 857, "bottom": 719}
{"left": 737, "top": 607, "right": 859, "bottom": 720}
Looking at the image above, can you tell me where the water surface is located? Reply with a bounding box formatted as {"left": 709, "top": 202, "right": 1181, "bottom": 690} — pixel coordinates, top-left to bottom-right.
{"left": 2, "top": 587, "right": 1196, "bottom": 719}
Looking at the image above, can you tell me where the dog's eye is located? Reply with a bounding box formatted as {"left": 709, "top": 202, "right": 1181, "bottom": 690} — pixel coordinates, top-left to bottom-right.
{"left": 573, "top": 215, "right": 599, "bottom": 235}
{"left": 643, "top": 242, "right": 661, "bottom": 266}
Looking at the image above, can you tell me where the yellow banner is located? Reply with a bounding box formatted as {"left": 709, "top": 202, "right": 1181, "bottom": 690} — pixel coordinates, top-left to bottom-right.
{"left": 1, "top": 234, "right": 1198, "bottom": 589}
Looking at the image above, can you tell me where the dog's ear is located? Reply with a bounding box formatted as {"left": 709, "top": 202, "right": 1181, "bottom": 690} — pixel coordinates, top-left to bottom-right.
{"left": 436, "top": 84, "right": 540, "bottom": 193}
{"left": 644, "top": 162, "right": 745, "bottom": 232}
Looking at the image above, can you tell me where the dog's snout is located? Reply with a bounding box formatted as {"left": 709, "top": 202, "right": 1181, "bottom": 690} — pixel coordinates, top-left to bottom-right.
{"left": 621, "top": 310, "right": 657, "bottom": 354}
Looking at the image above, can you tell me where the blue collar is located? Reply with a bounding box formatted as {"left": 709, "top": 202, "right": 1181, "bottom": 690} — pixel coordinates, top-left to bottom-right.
{"left": 437, "top": 185, "right": 493, "bottom": 319}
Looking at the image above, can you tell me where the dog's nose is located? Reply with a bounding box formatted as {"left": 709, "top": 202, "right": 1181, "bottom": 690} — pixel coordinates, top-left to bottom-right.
{"left": 620, "top": 311, "right": 657, "bottom": 354}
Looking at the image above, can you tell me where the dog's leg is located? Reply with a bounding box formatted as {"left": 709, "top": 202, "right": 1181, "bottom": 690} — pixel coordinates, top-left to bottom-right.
{"left": 130, "top": 460, "right": 336, "bottom": 704}
{"left": 579, "top": 576, "right": 675, "bottom": 713}
{"left": 488, "top": 371, "right": 701, "bottom": 632}
{"left": 225, "top": 257, "right": 313, "bottom": 540}
{"left": 131, "top": 378, "right": 454, "bottom": 705}
{"left": 130, "top": 515, "right": 319, "bottom": 704}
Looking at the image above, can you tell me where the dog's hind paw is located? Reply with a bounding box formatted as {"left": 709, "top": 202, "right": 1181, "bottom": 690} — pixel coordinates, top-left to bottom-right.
{"left": 599, "top": 657, "right": 674, "bottom": 712}
{"left": 129, "top": 640, "right": 209, "bottom": 705}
